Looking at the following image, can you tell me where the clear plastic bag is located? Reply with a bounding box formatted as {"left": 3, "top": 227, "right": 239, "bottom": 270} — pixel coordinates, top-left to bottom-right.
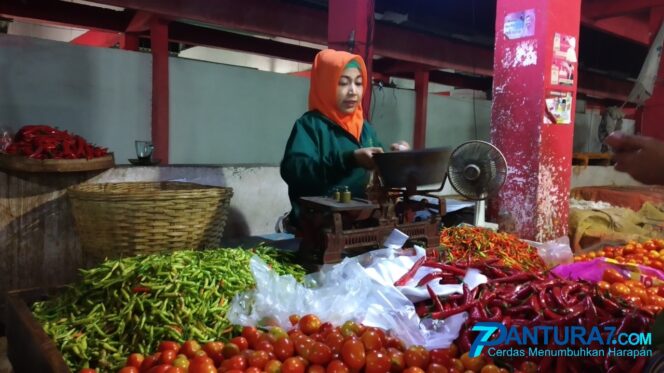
{"left": 0, "top": 128, "right": 13, "bottom": 153}
{"left": 527, "top": 236, "right": 574, "bottom": 268}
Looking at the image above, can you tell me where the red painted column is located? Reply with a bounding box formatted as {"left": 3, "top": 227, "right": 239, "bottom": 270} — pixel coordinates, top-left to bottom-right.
{"left": 150, "top": 19, "right": 169, "bottom": 164}
{"left": 639, "top": 7, "right": 664, "bottom": 140}
{"left": 491, "top": 0, "right": 581, "bottom": 241}
{"left": 121, "top": 34, "right": 140, "bottom": 51}
{"left": 327, "top": 0, "right": 375, "bottom": 120}
{"left": 414, "top": 70, "right": 429, "bottom": 149}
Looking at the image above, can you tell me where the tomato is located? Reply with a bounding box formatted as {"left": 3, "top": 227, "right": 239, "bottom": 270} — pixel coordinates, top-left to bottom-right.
{"left": 265, "top": 360, "right": 283, "bottom": 373}
{"left": 126, "top": 353, "right": 144, "bottom": 368}
{"left": 295, "top": 336, "right": 314, "bottom": 360}
{"left": 260, "top": 333, "right": 278, "bottom": 345}
{"left": 268, "top": 336, "right": 292, "bottom": 360}
{"left": 341, "top": 337, "right": 366, "bottom": 370}
{"left": 308, "top": 342, "right": 333, "bottom": 365}
{"left": 596, "top": 281, "right": 610, "bottom": 292}
{"left": 340, "top": 321, "right": 360, "bottom": 337}
{"left": 118, "top": 367, "right": 138, "bottom": 373}
{"left": 202, "top": 341, "right": 224, "bottom": 365}
{"left": 498, "top": 369, "right": 509, "bottom": 373}
{"left": 140, "top": 354, "right": 160, "bottom": 371}
{"left": 166, "top": 368, "right": 185, "bottom": 373}
{"left": 230, "top": 337, "right": 249, "bottom": 351}
{"left": 429, "top": 349, "right": 452, "bottom": 366}
{"left": 158, "top": 349, "right": 177, "bottom": 365}
{"left": 603, "top": 269, "right": 626, "bottom": 284}
{"left": 325, "top": 331, "right": 345, "bottom": 355}
{"left": 282, "top": 357, "right": 307, "bottom": 373}
{"left": 388, "top": 348, "right": 405, "bottom": 373}
{"left": 256, "top": 339, "right": 276, "bottom": 354}
{"left": 300, "top": 315, "right": 322, "bottom": 335}
{"left": 319, "top": 322, "right": 335, "bottom": 337}
{"left": 361, "top": 330, "right": 384, "bottom": 351}
{"left": 247, "top": 350, "right": 270, "bottom": 369}
{"left": 223, "top": 342, "right": 241, "bottom": 358}
{"left": 650, "top": 295, "right": 664, "bottom": 308}
{"left": 79, "top": 370, "right": 97, "bottom": 373}
{"left": 308, "top": 364, "right": 326, "bottom": 373}
{"left": 644, "top": 305, "right": 663, "bottom": 315}
{"left": 403, "top": 368, "right": 425, "bottom": 373}
{"left": 459, "top": 352, "right": 486, "bottom": 373}
{"left": 242, "top": 326, "right": 262, "bottom": 349}
{"left": 290, "top": 314, "right": 301, "bottom": 326}
{"left": 158, "top": 341, "right": 181, "bottom": 352}
{"left": 220, "top": 356, "right": 247, "bottom": 372}
{"left": 326, "top": 360, "right": 350, "bottom": 373}
{"left": 173, "top": 355, "right": 189, "bottom": 369}
{"left": 384, "top": 336, "right": 405, "bottom": 351}
{"left": 188, "top": 361, "right": 217, "bottom": 373}
{"left": 147, "top": 365, "right": 172, "bottom": 373}
{"left": 610, "top": 282, "right": 632, "bottom": 298}
{"left": 480, "top": 365, "right": 500, "bottom": 373}
{"left": 426, "top": 363, "right": 448, "bottom": 373}
{"left": 246, "top": 367, "right": 262, "bottom": 373}
{"left": 181, "top": 340, "right": 202, "bottom": 359}
{"left": 519, "top": 361, "right": 537, "bottom": 373}
{"left": 365, "top": 351, "right": 392, "bottom": 373}
{"left": 404, "top": 346, "right": 430, "bottom": 369}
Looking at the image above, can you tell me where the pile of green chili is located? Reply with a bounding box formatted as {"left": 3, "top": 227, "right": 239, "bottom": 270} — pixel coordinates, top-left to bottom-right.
{"left": 31, "top": 247, "right": 305, "bottom": 372}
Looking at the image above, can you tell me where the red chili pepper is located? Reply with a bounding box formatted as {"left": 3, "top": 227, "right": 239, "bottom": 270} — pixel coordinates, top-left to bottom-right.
{"left": 416, "top": 272, "right": 445, "bottom": 287}
{"left": 131, "top": 286, "right": 151, "bottom": 293}
{"left": 394, "top": 256, "right": 426, "bottom": 287}
{"left": 422, "top": 262, "right": 467, "bottom": 276}
{"left": 431, "top": 301, "right": 479, "bottom": 319}
{"left": 426, "top": 285, "right": 444, "bottom": 314}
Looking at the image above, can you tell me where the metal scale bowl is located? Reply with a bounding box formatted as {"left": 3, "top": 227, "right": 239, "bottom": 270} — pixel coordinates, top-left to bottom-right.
{"left": 298, "top": 141, "right": 507, "bottom": 264}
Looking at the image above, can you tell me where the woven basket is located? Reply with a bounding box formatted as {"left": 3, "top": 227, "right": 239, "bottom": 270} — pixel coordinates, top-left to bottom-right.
{"left": 68, "top": 181, "right": 233, "bottom": 262}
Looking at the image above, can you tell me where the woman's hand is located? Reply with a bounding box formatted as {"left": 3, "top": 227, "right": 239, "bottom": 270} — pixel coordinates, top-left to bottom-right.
{"left": 390, "top": 141, "right": 411, "bottom": 151}
{"left": 605, "top": 132, "right": 664, "bottom": 185}
{"left": 354, "top": 147, "right": 383, "bottom": 169}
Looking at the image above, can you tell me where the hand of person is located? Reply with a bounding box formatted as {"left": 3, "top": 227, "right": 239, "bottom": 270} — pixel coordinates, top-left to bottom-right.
{"left": 354, "top": 147, "right": 383, "bottom": 169}
{"left": 390, "top": 141, "right": 411, "bottom": 151}
{"left": 604, "top": 132, "right": 664, "bottom": 185}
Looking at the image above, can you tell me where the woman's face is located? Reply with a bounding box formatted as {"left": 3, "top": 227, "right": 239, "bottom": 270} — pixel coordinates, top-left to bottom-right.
{"left": 336, "top": 67, "right": 363, "bottom": 114}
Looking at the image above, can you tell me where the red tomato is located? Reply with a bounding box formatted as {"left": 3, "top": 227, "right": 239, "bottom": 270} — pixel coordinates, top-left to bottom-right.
{"left": 158, "top": 349, "right": 177, "bottom": 365}
{"left": 429, "top": 349, "right": 452, "bottom": 366}
{"left": 78, "top": 369, "right": 96, "bottom": 373}
{"left": 256, "top": 339, "right": 276, "bottom": 354}
{"left": 404, "top": 346, "right": 430, "bottom": 369}
{"left": 459, "top": 352, "right": 485, "bottom": 372}
{"left": 388, "top": 348, "right": 405, "bottom": 373}
{"left": 426, "top": 363, "right": 449, "bottom": 373}
{"left": 202, "top": 341, "right": 224, "bottom": 365}
{"left": 181, "top": 340, "right": 202, "bottom": 359}
{"left": 227, "top": 337, "right": 246, "bottom": 352}
{"left": 265, "top": 360, "right": 283, "bottom": 373}
{"left": 158, "top": 341, "right": 181, "bottom": 352}
{"left": 248, "top": 350, "right": 270, "bottom": 369}
{"left": 308, "top": 342, "right": 333, "bottom": 365}
{"left": 319, "top": 322, "right": 335, "bottom": 337}
{"left": 480, "top": 365, "right": 500, "bottom": 373}
{"left": 520, "top": 361, "right": 537, "bottom": 373}
{"left": 307, "top": 365, "right": 326, "bottom": 373}
{"left": 403, "top": 368, "right": 425, "bottom": 373}
{"left": 246, "top": 368, "right": 262, "bottom": 373}
{"left": 140, "top": 354, "right": 160, "bottom": 371}
{"left": 282, "top": 357, "right": 307, "bottom": 373}
{"left": 290, "top": 314, "right": 301, "bottom": 326}
{"left": 341, "top": 338, "right": 366, "bottom": 370}
{"left": 326, "top": 360, "right": 350, "bottom": 373}
{"left": 449, "top": 359, "right": 464, "bottom": 372}
{"left": 299, "top": 315, "right": 322, "bottom": 335}
{"left": 147, "top": 365, "right": 172, "bottom": 373}
{"left": 295, "top": 336, "right": 315, "bottom": 360}
{"left": 361, "top": 330, "right": 384, "bottom": 351}
{"left": 270, "top": 327, "right": 289, "bottom": 341}
{"left": 340, "top": 321, "right": 360, "bottom": 337}
{"left": 274, "top": 337, "right": 295, "bottom": 361}
{"left": 118, "top": 367, "right": 138, "bottom": 373}
{"left": 365, "top": 350, "right": 391, "bottom": 373}
{"left": 165, "top": 368, "right": 185, "bottom": 373}
{"left": 225, "top": 355, "right": 248, "bottom": 371}
{"left": 384, "top": 336, "right": 405, "bottom": 351}
{"left": 242, "top": 327, "right": 262, "bottom": 350}
{"left": 126, "top": 353, "right": 145, "bottom": 368}
{"left": 173, "top": 356, "right": 189, "bottom": 369}
{"left": 325, "top": 331, "right": 345, "bottom": 355}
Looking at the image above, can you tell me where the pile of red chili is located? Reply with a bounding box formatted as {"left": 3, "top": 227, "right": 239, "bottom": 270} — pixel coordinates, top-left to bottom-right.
{"left": 404, "top": 258, "right": 653, "bottom": 373}
{"left": 439, "top": 226, "right": 546, "bottom": 272}
{"left": 3, "top": 125, "right": 108, "bottom": 160}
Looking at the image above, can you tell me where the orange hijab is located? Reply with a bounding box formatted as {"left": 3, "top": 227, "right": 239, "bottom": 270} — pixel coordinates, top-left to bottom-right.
{"left": 308, "top": 49, "right": 368, "bottom": 141}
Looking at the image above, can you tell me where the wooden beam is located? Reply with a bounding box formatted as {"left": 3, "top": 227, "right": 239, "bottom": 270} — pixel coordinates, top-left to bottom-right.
{"left": 583, "top": 0, "right": 664, "bottom": 20}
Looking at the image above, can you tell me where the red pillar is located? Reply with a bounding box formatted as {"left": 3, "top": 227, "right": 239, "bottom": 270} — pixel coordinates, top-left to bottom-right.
{"left": 639, "top": 7, "right": 664, "bottom": 140}
{"left": 121, "top": 34, "right": 140, "bottom": 51}
{"left": 327, "top": 0, "right": 375, "bottom": 120}
{"left": 491, "top": 0, "right": 581, "bottom": 241}
{"left": 414, "top": 70, "right": 429, "bottom": 149}
{"left": 150, "top": 19, "right": 169, "bottom": 164}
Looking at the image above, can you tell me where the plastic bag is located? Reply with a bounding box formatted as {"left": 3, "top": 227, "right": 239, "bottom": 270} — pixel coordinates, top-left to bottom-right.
{"left": 0, "top": 128, "right": 12, "bottom": 153}
{"left": 527, "top": 236, "right": 574, "bottom": 268}
{"left": 552, "top": 257, "right": 664, "bottom": 285}
{"left": 227, "top": 247, "right": 470, "bottom": 349}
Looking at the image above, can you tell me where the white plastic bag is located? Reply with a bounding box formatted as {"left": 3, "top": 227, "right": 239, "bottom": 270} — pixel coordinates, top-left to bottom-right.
{"left": 528, "top": 236, "right": 574, "bottom": 268}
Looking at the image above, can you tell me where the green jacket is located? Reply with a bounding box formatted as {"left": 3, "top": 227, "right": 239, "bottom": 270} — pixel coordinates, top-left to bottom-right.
{"left": 280, "top": 110, "right": 383, "bottom": 228}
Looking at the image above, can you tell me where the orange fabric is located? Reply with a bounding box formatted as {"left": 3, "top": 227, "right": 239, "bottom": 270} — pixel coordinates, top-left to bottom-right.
{"left": 308, "top": 49, "right": 367, "bottom": 141}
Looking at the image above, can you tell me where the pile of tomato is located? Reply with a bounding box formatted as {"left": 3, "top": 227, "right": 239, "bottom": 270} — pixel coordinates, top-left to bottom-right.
{"left": 597, "top": 268, "right": 664, "bottom": 315}
{"left": 575, "top": 239, "right": 664, "bottom": 270}
{"left": 77, "top": 314, "right": 541, "bottom": 373}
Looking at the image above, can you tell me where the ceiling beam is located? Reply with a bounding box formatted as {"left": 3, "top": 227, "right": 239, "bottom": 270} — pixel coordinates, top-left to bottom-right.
{"left": 582, "top": 15, "right": 650, "bottom": 45}
{"left": 583, "top": 0, "right": 664, "bottom": 20}
{"left": 71, "top": 30, "right": 121, "bottom": 47}
{"left": 0, "top": 0, "right": 131, "bottom": 32}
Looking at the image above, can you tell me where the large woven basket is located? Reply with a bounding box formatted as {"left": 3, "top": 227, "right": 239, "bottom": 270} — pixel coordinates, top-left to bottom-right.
{"left": 68, "top": 181, "right": 233, "bottom": 262}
